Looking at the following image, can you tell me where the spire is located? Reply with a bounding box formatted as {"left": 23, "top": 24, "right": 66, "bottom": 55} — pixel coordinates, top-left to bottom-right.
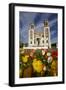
{"left": 30, "top": 23, "right": 35, "bottom": 29}
{"left": 44, "top": 20, "right": 49, "bottom": 27}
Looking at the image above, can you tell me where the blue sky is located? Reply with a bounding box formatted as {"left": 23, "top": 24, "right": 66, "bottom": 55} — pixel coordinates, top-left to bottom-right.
{"left": 19, "top": 12, "right": 58, "bottom": 44}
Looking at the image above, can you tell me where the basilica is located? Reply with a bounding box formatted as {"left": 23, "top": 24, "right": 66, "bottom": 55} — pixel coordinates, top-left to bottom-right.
{"left": 28, "top": 20, "right": 51, "bottom": 48}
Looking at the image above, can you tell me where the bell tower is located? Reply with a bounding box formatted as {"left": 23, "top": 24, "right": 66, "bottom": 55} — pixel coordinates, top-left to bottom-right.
{"left": 28, "top": 24, "right": 34, "bottom": 47}
{"left": 44, "top": 20, "right": 51, "bottom": 48}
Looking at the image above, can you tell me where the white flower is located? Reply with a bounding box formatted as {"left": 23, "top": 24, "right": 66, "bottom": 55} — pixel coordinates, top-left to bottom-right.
{"left": 43, "top": 59, "right": 46, "bottom": 62}
{"left": 42, "top": 50, "right": 45, "bottom": 55}
{"left": 47, "top": 52, "right": 51, "bottom": 56}
{"left": 43, "top": 66, "right": 46, "bottom": 71}
{"left": 47, "top": 56, "right": 53, "bottom": 63}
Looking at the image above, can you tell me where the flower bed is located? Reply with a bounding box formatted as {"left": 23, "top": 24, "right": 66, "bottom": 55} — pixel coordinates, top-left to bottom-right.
{"left": 19, "top": 48, "right": 58, "bottom": 78}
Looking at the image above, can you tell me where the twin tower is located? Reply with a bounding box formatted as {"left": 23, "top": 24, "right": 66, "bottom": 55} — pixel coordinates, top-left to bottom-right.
{"left": 28, "top": 20, "right": 51, "bottom": 48}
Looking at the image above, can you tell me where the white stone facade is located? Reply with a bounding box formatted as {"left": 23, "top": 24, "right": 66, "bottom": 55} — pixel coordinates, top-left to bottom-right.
{"left": 28, "top": 20, "right": 51, "bottom": 48}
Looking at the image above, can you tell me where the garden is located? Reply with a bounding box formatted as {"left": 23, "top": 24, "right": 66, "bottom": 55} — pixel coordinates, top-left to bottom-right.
{"left": 19, "top": 48, "right": 58, "bottom": 78}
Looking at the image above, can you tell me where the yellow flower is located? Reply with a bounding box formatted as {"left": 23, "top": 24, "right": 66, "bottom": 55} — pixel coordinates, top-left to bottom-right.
{"left": 51, "top": 60, "right": 57, "bottom": 70}
{"left": 50, "top": 60, "right": 57, "bottom": 76}
{"left": 22, "top": 55, "right": 29, "bottom": 63}
{"left": 32, "top": 59, "right": 43, "bottom": 73}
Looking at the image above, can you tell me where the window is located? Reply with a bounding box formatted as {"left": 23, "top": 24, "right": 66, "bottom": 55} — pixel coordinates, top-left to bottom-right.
{"left": 42, "top": 40, "right": 44, "bottom": 43}
{"left": 30, "top": 41, "right": 32, "bottom": 44}
{"left": 45, "top": 28, "right": 49, "bottom": 37}
{"left": 46, "top": 40, "right": 48, "bottom": 43}
{"left": 42, "top": 35, "right": 44, "bottom": 37}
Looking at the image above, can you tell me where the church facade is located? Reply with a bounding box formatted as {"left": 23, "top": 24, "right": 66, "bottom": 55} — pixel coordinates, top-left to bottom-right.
{"left": 28, "top": 20, "right": 51, "bottom": 48}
